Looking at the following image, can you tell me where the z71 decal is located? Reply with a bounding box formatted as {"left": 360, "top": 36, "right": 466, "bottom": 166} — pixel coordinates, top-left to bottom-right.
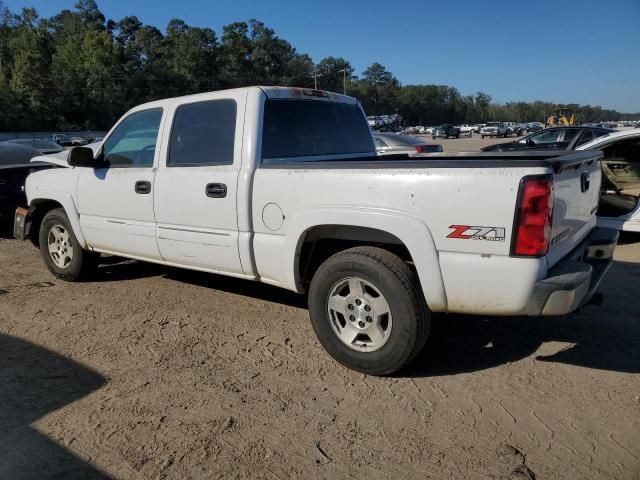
{"left": 447, "top": 225, "right": 505, "bottom": 242}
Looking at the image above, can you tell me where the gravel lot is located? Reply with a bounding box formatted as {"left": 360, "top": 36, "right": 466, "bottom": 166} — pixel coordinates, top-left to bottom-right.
{"left": 1, "top": 137, "right": 639, "bottom": 479}
{"left": 416, "top": 133, "right": 522, "bottom": 152}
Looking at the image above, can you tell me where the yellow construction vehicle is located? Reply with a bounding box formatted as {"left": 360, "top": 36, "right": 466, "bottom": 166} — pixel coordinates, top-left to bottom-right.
{"left": 546, "top": 107, "right": 576, "bottom": 127}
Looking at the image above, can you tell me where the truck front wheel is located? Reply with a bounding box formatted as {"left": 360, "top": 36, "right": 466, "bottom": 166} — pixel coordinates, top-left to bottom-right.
{"left": 308, "top": 246, "right": 430, "bottom": 375}
{"left": 39, "top": 208, "right": 99, "bottom": 281}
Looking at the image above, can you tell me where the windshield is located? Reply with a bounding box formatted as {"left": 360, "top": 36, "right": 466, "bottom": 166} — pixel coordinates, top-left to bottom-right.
{"left": 262, "top": 99, "right": 374, "bottom": 160}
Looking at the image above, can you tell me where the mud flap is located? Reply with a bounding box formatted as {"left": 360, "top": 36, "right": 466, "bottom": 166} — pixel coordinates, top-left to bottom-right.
{"left": 13, "top": 207, "right": 32, "bottom": 240}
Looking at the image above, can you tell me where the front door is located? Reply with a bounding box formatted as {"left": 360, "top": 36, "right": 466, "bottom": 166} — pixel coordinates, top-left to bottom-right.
{"left": 153, "top": 94, "right": 245, "bottom": 276}
{"left": 77, "top": 108, "right": 164, "bottom": 259}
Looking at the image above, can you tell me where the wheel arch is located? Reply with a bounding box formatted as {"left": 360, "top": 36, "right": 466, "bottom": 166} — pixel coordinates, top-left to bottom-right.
{"left": 285, "top": 208, "right": 447, "bottom": 312}
{"left": 29, "top": 192, "right": 87, "bottom": 249}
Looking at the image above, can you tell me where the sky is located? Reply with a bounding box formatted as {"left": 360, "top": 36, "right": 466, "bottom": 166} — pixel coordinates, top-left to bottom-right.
{"left": 5, "top": 0, "right": 640, "bottom": 112}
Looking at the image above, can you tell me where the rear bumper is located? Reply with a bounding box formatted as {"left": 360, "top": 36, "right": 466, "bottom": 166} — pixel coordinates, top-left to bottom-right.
{"left": 524, "top": 228, "right": 618, "bottom": 316}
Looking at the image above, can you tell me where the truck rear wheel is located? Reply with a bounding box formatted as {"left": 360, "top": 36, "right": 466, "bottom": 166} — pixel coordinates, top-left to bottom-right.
{"left": 308, "top": 246, "right": 430, "bottom": 375}
{"left": 39, "top": 208, "right": 99, "bottom": 281}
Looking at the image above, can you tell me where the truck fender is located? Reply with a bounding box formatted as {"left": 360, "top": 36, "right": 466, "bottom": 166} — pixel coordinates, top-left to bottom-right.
{"left": 31, "top": 190, "right": 88, "bottom": 249}
{"left": 284, "top": 207, "right": 448, "bottom": 312}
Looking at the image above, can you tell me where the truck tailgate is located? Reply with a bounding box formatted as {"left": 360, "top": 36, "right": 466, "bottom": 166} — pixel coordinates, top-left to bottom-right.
{"left": 546, "top": 151, "right": 603, "bottom": 267}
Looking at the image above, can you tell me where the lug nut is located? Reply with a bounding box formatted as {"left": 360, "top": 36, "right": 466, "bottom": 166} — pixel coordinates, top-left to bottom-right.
{"left": 349, "top": 315, "right": 355, "bottom": 321}
{"left": 358, "top": 321, "right": 365, "bottom": 328}
{"left": 366, "top": 316, "right": 372, "bottom": 322}
{"left": 355, "top": 299, "right": 362, "bottom": 306}
{"left": 348, "top": 304, "right": 354, "bottom": 310}
{"left": 364, "top": 305, "right": 371, "bottom": 312}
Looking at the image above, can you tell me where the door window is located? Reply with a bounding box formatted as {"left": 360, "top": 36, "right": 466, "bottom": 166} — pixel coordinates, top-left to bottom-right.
{"left": 102, "top": 109, "right": 163, "bottom": 168}
{"left": 168, "top": 100, "right": 237, "bottom": 167}
{"left": 529, "top": 129, "right": 562, "bottom": 144}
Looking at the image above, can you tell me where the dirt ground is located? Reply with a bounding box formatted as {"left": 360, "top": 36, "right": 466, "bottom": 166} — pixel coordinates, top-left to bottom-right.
{"left": 1, "top": 231, "right": 639, "bottom": 480}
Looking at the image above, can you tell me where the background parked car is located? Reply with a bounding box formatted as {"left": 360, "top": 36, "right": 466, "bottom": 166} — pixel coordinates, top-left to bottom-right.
{"left": 526, "top": 122, "right": 544, "bottom": 132}
{"left": 373, "top": 132, "right": 443, "bottom": 155}
{"left": 456, "top": 124, "right": 474, "bottom": 137}
{"left": 480, "top": 126, "right": 614, "bottom": 152}
{"left": 576, "top": 129, "right": 640, "bottom": 232}
{"left": 2, "top": 138, "right": 64, "bottom": 155}
{"left": 480, "top": 122, "right": 508, "bottom": 138}
{"left": 432, "top": 124, "right": 460, "bottom": 139}
{"left": 0, "top": 142, "right": 54, "bottom": 229}
{"left": 48, "top": 133, "right": 69, "bottom": 145}
{"left": 70, "top": 136, "right": 88, "bottom": 146}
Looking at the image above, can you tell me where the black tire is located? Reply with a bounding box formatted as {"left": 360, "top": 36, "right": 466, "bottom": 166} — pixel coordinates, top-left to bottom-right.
{"left": 39, "top": 208, "right": 99, "bottom": 281}
{"left": 481, "top": 135, "right": 485, "bottom": 139}
{"left": 308, "top": 246, "right": 431, "bottom": 375}
{"left": 456, "top": 134, "right": 460, "bottom": 139}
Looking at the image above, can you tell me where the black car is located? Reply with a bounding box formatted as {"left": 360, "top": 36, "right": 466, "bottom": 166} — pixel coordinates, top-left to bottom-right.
{"left": 2, "top": 138, "right": 65, "bottom": 155}
{"left": 0, "top": 142, "right": 54, "bottom": 229}
{"left": 480, "top": 126, "right": 614, "bottom": 152}
{"left": 432, "top": 124, "right": 461, "bottom": 139}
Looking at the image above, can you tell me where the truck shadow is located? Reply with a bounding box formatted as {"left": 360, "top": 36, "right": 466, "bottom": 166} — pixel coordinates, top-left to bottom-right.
{"left": 0, "top": 333, "right": 109, "bottom": 479}
{"left": 403, "top": 259, "right": 640, "bottom": 377}
{"left": 97, "top": 257, "right": 308, "bottom": 309}
{"left": 94, "top": 253, "right": 640, "bottom": 377}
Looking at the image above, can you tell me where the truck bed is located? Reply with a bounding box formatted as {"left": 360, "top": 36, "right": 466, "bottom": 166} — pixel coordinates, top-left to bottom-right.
{"left": 260, "top": 150, "right": 601, "bottom": 174}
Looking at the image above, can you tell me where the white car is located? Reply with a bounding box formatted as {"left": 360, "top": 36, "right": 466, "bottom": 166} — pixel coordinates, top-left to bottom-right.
{"left": 456, "top": 124, "right": 474, "bottom": 137}
{"left": 14, "top": 86, "right": 617, "bottom": 375}
{"left": 480, "top": 122, "right": 508, "bottom": 138}
{"left": 577, "top": 129, "right": 640, "bottom": 232}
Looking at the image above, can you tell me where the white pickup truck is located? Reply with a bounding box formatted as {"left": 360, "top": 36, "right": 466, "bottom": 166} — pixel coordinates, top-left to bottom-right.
{"left": 14, "top": 87, "right": 617, "bottom": 375}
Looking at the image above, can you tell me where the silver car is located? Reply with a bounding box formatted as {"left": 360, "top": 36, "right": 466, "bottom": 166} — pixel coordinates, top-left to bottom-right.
{"left": 373, "top": 132, "right": 443, "bottom": 155}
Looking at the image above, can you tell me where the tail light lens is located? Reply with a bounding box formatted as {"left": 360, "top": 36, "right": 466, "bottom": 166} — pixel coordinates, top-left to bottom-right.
{"left": 415, "top": 145, "right": 442, "bottom": 153}
{"left": 511, "top": 175, "right": 554, "bottom": 257}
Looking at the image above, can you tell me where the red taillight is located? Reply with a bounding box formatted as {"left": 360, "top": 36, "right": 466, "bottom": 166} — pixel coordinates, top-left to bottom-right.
{"left": 512, "top": 176, "right": 554, "bottom": 256}
{"left": 415, "top": 145, "right": 441, "bottom": 153}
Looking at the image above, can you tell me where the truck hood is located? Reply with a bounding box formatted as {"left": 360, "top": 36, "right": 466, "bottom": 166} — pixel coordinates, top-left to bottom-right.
{"left": 30, "top": 150, "right": 70, "bottom": 168}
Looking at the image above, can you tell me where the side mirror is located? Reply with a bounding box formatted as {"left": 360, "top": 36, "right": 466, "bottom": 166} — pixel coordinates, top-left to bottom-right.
{"left": 67, "top": 146, "right": 102, "bottom": 168}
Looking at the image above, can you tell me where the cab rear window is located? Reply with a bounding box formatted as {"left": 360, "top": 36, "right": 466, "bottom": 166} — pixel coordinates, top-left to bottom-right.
{"left": 262, "top": 99, "right": 374, "bottom": 160}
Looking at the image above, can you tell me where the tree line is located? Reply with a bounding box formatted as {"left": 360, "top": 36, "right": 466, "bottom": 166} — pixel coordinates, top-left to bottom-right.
{"left": 0, "top": 0, "right": 636, "bottom": 132}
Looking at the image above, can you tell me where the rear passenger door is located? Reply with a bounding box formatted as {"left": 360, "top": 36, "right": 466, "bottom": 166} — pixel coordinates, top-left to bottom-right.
{"left": 154, "top": 93, "right": 246, "bottom": 276}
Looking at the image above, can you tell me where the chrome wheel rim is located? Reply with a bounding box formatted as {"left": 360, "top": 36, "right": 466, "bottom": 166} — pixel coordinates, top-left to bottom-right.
{"left": 47, "top": 224, "right": 74, "bottom": 269}
{"left": 327, "top": 276, "right": 392, "bottom": 352}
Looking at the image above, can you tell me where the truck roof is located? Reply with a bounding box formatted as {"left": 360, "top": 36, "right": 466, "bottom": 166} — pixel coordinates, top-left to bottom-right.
{"left": 127, "top": 86, "right": 358, "bottom": 114}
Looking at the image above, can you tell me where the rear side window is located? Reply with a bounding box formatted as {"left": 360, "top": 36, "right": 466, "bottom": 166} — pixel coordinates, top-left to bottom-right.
{"left": 576, "top": 130, "right": 596, "bottom": 147}
{"left": 373, "top": 137, "right": 388, "bottom": 149}
{"left": 562, "top": 129, "right": 580, "bottom": 143}
{"left": 168, "top": 100, "right": 236, "bottom": 167}
{"left": 530, "top": 129, "right": 562, "bottom": 144}
{"left": 262, "top": 99, "right": 374, "bottom": 160}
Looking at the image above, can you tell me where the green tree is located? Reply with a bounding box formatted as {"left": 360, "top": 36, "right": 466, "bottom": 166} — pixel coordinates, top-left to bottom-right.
{"left": 8, "top": 7, "right": 53, "bottom": 129}
{"left": 317, "top": 56, "right": 353, "bottom": 94}
{"left": 357, "top": 62, "right": 400, "bottom": 115}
